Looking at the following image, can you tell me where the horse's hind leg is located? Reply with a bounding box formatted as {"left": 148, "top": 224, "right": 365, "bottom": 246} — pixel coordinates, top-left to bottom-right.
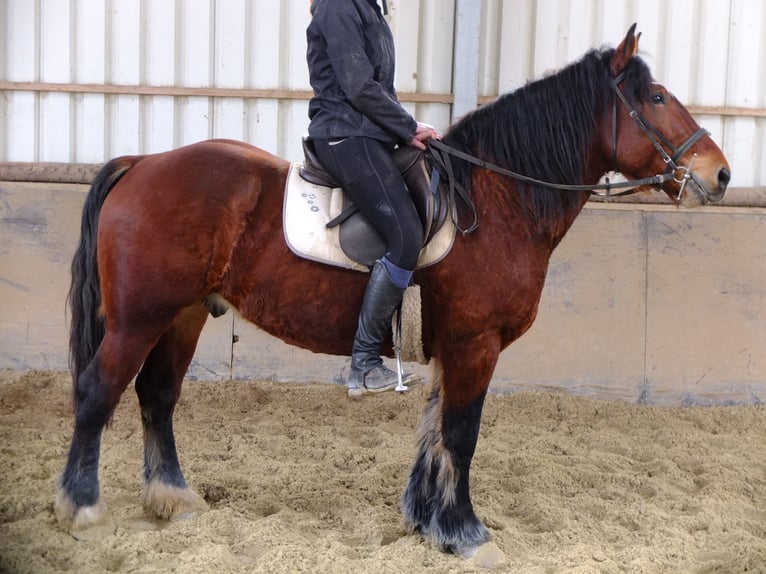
{"left": 55, "top": 330, "right": 157, "bottom": 539}
{"left": 401, "top": 335, "right": 498, "bottom": 557}
{"left": 136, "top": 304, "right": 209, "bottom": 521}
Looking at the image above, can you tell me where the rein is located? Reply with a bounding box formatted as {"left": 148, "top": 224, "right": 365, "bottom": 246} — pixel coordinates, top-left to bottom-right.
{"left": 427, "top": 72, "right": 709, "bottom": 234}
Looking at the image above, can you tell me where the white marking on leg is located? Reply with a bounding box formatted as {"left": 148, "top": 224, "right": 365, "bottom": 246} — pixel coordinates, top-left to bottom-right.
{"left": 54, "top": 487, "right": 115, "bottom": 540}
{"left": 435, "top": 447, "right": 458, "bottom": 509}
{"left": 142, "top": 478, "right": 208, "bottom": 520}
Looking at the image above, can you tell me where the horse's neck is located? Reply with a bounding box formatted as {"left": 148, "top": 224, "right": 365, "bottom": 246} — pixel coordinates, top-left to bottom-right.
{"left": 548, "top": 192, "right": 591, "bottom": 250}
{"left": 544, "top": 149, "right": 612, "bottom": 247}
{"left": 464, "top": 115, "right": 611, "bottom": 250}
{"left": 483, "top": 173, "right": 592, "bottom": 250}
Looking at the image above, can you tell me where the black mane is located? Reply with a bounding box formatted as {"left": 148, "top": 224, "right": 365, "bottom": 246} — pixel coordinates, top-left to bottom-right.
{"left": 443, "top": 46, "right": 654, "bottom": 228}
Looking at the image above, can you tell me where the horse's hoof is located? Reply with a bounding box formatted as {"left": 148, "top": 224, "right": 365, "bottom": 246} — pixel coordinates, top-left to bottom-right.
{"left": 171, "top": 506, "right": 207, "bottom": 521}
{"left": 70, "top": 516, "right": 117, "bottom": 541}
{"left": 54, "top": 491, "right": 116, "bottom": 540}
{"left": 142, "top": 480, "right": 209, "bottom": 521}
{"left": 463, "top": 541, "right": 506, "bottom": 570}
{"left": 64, "top": 504, "right": 116, "bottom": 540}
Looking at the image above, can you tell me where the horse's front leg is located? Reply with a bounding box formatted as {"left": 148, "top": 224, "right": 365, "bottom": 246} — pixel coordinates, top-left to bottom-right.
{"left": 401, "top": 333, "right": 499, "bottom": 556}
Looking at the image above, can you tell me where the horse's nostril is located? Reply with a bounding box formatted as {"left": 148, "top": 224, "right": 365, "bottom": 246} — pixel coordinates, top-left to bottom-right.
{"left": 718, "top": 167, "right": 731, "bottom": 187}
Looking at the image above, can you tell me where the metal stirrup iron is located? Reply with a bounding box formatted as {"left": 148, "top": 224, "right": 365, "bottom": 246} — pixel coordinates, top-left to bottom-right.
{"left": 394, "top": 302, "right": 408, "bottom": 393}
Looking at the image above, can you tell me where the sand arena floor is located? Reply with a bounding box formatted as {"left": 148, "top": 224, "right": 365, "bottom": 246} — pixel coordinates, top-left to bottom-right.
{"left": 0, "top": 370, "right": 764, "bottom": 573}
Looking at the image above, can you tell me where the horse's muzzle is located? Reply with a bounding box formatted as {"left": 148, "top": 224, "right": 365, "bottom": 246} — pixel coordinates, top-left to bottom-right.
{"left": 702, "top": 165, "right": 731, "bottom": 203}
{"left": 681, "top": 164, "right": 730, "bottom": 207}
{"left": 713, "top": 166, "right": 731, "bottom": 199}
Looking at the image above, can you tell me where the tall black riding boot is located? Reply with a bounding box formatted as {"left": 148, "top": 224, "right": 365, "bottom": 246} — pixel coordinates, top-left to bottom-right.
{"left": 347, "top": 260, "right": 406, "bottom": 398}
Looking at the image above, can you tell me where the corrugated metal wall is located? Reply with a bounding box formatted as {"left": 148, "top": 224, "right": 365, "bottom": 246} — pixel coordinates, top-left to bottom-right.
{"left": 479, "top": 0, "right": 766, "bottom": 188}
{"left": 1, "top": 0, "right": 764, "bottom": 187}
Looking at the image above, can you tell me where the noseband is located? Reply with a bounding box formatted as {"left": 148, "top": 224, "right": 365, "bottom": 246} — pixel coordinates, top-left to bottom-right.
{"left": 610, "top": 72, "right": 709, "bottom": 201}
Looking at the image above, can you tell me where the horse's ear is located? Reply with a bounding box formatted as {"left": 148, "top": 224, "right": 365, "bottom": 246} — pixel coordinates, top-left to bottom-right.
{"left": 609, "top": 23, "right": 641, "bottom": 76}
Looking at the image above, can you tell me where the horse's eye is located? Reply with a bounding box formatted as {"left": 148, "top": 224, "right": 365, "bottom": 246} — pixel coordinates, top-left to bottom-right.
{"left": 651, "top": 93, "right": 665, "bottom": 104}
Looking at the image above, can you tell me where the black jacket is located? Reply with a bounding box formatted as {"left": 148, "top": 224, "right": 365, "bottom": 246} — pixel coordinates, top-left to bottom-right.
{"left": 306, "top": 0, "right": 417, "bottom": 144}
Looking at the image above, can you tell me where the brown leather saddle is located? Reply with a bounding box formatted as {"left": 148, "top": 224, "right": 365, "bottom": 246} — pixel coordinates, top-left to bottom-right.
{"left": 299, "top": 138, "right": 450, "bottom": 267}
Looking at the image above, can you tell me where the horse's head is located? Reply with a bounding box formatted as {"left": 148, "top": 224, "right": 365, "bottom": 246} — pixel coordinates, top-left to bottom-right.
{"left": 606, "top": 24, "right": 730, "bottom": 207}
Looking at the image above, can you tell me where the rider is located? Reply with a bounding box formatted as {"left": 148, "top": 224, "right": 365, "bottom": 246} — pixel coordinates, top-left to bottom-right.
{"left": 306, "top": 0, "right": 438, "bottom": 398}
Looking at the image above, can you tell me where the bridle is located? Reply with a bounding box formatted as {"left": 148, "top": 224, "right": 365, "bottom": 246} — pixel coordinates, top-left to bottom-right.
{"left": 609, "top": 72, "right": 709, "bottom": 202}
{"left": 427, "top": 69, "right": 711, "bottom": 234}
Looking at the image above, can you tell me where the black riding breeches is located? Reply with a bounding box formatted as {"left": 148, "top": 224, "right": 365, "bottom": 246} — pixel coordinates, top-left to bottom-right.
{"left": 312, "top": 137, "right": 423, "bottom": 271}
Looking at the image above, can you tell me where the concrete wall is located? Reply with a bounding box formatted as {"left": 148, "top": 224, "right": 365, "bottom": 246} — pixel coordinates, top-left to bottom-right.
{"left": 2, "top": 181, "right": 765, "bottom": 406}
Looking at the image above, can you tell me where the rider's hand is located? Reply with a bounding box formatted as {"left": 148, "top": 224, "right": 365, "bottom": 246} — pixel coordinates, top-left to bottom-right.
{"left": 408, "top": 122, "right": 440, "bottom": 150}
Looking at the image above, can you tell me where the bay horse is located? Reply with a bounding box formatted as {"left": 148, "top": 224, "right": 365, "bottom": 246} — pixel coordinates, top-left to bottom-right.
{"left": 56, "top": 25, "right": 729, "bottom": 554}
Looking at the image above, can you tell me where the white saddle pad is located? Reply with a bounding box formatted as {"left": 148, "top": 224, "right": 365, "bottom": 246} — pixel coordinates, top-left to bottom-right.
{"left": 282, "top": 163, "right": 455, "bottom": 272}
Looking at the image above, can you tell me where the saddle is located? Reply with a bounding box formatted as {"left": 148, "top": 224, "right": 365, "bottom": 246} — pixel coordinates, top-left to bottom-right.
{"left": 299, "top": 138, "right": 450, "bottom": 266}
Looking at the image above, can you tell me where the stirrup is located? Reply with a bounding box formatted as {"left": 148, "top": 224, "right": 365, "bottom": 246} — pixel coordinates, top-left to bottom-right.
{"left": 345, "top": 364, "right": 418, "bottom": 399}
{"left": 361, "top": 364, "right": 400, "bottom": 394}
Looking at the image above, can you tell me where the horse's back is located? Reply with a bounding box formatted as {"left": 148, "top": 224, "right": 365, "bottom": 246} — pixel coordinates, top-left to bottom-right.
{"left": 151, "top": 138, "right": 289, "bottom": 183}
{"left": 205, "top": 138, "right": 288, "bottom": 166}
{"left": 126, "top": 137, "right": 286, "bottom": 181}
{"left": 104, "top": 138, "right": 288, "bottom": 222}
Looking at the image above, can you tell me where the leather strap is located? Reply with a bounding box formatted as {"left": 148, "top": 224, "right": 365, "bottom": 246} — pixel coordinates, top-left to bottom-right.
{"left": 426, "top": 142, "right": 480, "bottom": 234}
{"left": 427, "top": 139, "right": 672, "bottom": 196}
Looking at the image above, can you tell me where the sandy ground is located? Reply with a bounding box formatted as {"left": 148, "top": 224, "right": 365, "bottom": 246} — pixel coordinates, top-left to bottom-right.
{"left": 0, "top": 369, "right": 764, "bottom": 574}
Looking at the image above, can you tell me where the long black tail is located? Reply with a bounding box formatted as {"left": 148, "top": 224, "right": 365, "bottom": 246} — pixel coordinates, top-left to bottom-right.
{"left": 67, "top": 156, "right": 136, "bottom": 386}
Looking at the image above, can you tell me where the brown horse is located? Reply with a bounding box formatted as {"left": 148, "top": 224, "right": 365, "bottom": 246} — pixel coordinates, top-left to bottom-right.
{"left": 56, "top": 25, "right": 729, "bottom": 554}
